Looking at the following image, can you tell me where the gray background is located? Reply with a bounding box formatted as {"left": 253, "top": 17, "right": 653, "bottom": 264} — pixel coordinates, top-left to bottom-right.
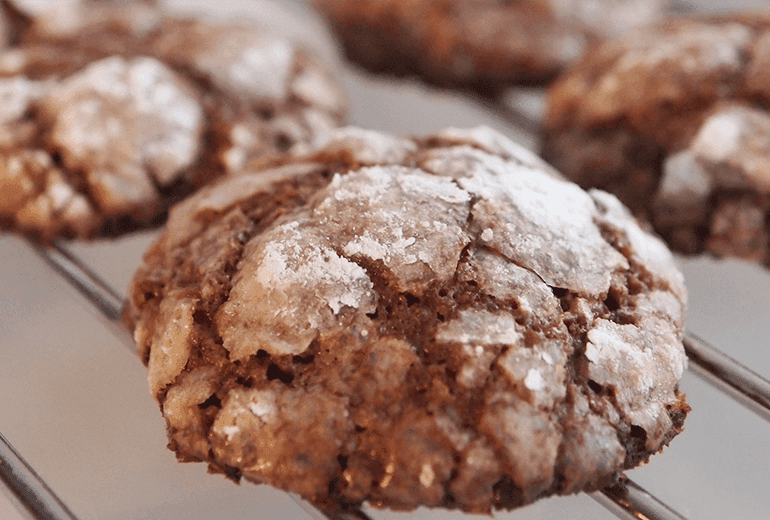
{"left": 2, "top": 0, "right": 769, "bottom": 519}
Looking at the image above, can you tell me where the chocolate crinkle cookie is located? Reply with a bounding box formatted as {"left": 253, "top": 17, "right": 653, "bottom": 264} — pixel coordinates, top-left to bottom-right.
{"left": 542, "top": 12, "right": 770, "bottom": 267}
{"left": 311, "top": 0, "right": 671, "bottom": 96}
{"left": 0, "top": 0, "right": 345, "bottom": 241}
{"left": 126, "top": 125, "right": 689, "bottom": 514}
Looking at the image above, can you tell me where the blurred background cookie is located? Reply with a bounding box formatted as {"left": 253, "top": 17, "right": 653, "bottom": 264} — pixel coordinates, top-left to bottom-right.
{"left": 542, "top": 11, "right": 770, "bottom": 267}
{"left": 310, "top": 0, "right": 673, "bottom": 98}
{"left": 0, "top": 0, "right": 346, "bottom": 241}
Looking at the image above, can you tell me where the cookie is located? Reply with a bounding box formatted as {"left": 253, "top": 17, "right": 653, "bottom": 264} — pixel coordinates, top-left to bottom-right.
{"left": 8, "top": 0, "right": 163, "bottom": 43}
{"left": 0, "top": 0, "right": 346, "bottom": 241}
{"left": 311, "top": 0, "right": 670, "bottom": 96}
{"left": 542, "top": 12, "right": 770, "bottom": 266}
{"left": 125, "top": 125, "right": 689, "bottom": 514}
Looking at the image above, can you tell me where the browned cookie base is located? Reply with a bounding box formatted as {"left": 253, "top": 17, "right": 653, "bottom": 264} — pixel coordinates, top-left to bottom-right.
{"left": 542, "top": 12, "right": 770, "bottom": 265}
{"left": 0, "top": 0, "right": 345, "bottom": 241}
{"left": 126, "top": 126, "right": 689, "bottom": 514}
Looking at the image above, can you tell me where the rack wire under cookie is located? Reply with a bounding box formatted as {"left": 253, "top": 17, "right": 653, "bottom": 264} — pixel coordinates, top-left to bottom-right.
{"left": 2, "top": 1, "right": 770, "bottom": 519}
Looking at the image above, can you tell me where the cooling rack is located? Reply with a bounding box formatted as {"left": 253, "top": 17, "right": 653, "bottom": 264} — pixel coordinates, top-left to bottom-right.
{"left": 2, "top": 0, "right": 770, "bottom": 519}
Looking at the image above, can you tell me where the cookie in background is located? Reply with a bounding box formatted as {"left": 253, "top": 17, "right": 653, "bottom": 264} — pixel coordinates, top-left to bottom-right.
{"left": 0, "top": 0, "right": 347, "bottom": 241}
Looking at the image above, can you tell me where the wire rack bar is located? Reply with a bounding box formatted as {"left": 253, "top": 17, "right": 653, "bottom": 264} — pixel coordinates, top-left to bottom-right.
{"left": 26, "top": 239, "right": 123, "bottom": 322}
{"left": 292, "top": 496, "right": 375, "bottom": 520}
{"left": 592, "top": 477, "right": 688, "bottom": 520}
{"left": 0, "top": 432, "right": 79, "bottom": 520}
{"left": 683, "top": 332, "right": 770, "bottom": 423}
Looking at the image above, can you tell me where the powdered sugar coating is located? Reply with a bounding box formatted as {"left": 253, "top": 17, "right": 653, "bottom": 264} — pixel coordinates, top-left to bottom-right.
{"left": 457, "top": 248, "right": 562, "bottom": 321}
{"left": 548, "top": 0, "right": 671, "bottom": 37}
{"left": 690, "top": 104, "right": 770, "bottom": 191}
{"left": 437, "top": 126, "right": 553, "bottom": 172}
{"left": 210, "top": 386, "right": 353, "bottom": 500}
{"left": 311, "top": 126, "right": 418, "bottom": 165}
{"left": 0, "top": 78, "right": 47, "bottom": 128}
{"left": 436, "top": 309, "right": 522, "bottom": 347}
{"left": 217, "top": 221, "right": 377, "bottom": 360}
{"left": 146, "top": 296, "right": 196, "bottom": 399}
{"left": 591, "top": 189, "right": 686, "bottom": 302}
{"left": 45, "top": 56, "right": 203, "bottom": 201}
{"left": 151, "top": 21, "right": 295, "bottom": 100}
{"left": 127, "top": 125, "right": 689, "bottom": 514}
{"left": 460, "top": 159, "right": 628, "bottom": 296}
{"left": 585, "top": 317, "right": 685, "bottom": 449}
{"left": 321, "top": 166, "right": 471, "bottom": 293}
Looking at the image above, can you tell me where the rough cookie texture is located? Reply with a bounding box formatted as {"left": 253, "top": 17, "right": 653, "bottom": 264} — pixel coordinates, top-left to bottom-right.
{"left": 126, "top": 126, "right": 689, "bottom": 514}
{"left": 0, "top": 0, "right": 345, "bottom": 240}
{"left": 542, "top": 12, "right": 770, "bottom": 267}
{"left": 311, "top": 0, "right": 670, "bottom": 96}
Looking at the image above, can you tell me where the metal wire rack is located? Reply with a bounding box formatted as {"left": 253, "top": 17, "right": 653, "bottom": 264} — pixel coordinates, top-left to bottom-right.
{"left": 2, "top": 1, "right": 770, "bottom": 519}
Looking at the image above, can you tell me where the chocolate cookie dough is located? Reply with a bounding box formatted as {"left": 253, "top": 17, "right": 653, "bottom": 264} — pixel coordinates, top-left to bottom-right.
{"left": 311, "top": 0, "right": 670, "bottom": 96}
{"left": 542, "top": 12, "right": 770, "bottom": 266}
{"left": 126, "top": 126, "right": 689, "bottom": 514}
{"left": 0, "top": 0, "right": 345, "bottom": 241}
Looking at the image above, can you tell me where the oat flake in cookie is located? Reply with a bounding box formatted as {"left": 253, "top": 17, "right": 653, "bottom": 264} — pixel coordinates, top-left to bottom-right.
{"left": 542, "top": 12, "right": 770, "bottom": 267}
{"left": 311, "top": 0, "right": 671, "bottom": 96}
{"left": 126, "top": 126, "right": 689, "bottom": 514}
{"left": 0, "top": 0, "right": 345, "bottom": 241}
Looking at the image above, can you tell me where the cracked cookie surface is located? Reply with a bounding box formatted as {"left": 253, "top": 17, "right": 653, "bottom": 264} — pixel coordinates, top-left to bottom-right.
{"left": 0, "top": 0, "right": 345, "bottom": 240}
{"left": 542, "top": 11, "right": 770, "bottom": 267}
{"left": 126, "top": 125, "right": 689, "bottom": 514}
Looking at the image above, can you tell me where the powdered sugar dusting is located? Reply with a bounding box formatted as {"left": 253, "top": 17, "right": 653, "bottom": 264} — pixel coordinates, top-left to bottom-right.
{"left": 217, "top": 219, "right": 376, "bottom": 360}
{"left": 311, "top": 127, "right": 418, "bottom": 165}
{"left": 146, "top": 297, "right": 196, "bottom": 401}
{"left": 317, "top": 166, "right": 471, "bottom": 293}
{"left": 435, "top": 309, "right": 522, "bottom": 346}
{"left": 524, "top": 369, "right": 545, "bottom": 391}
{"left": 585, "top": 318, "right": 685, "bottom": 448}
{"left": 691, "top": 104, "right": 770, "bottom": 191}
{"left": 459, "top": 161, "right": 628, "bottom": 296}
{"left": 437, "top": 126, "right": 557, "bottom": 176}
{"left": 153, "top": 22, "right": 296, "bottom": 100}
{"left": 247, "top": 393, "right": 278, "bottom": 423}
{"left": 291, "top": 67, "right": 342, "bottom": 112}
{"left": 44, "top": 56, "right": 202, "bottom": 193}
{"left": 457, "top": 249, "right": 561, "bottom": 322}
{"left": 421, "top": 141, "right": 628, "bottom": 297}
{"left": 497, "top": 336, "right": 569, "bottom": 408}
{"left": 227, "top": 38, "right": 294, "bottom": 99}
